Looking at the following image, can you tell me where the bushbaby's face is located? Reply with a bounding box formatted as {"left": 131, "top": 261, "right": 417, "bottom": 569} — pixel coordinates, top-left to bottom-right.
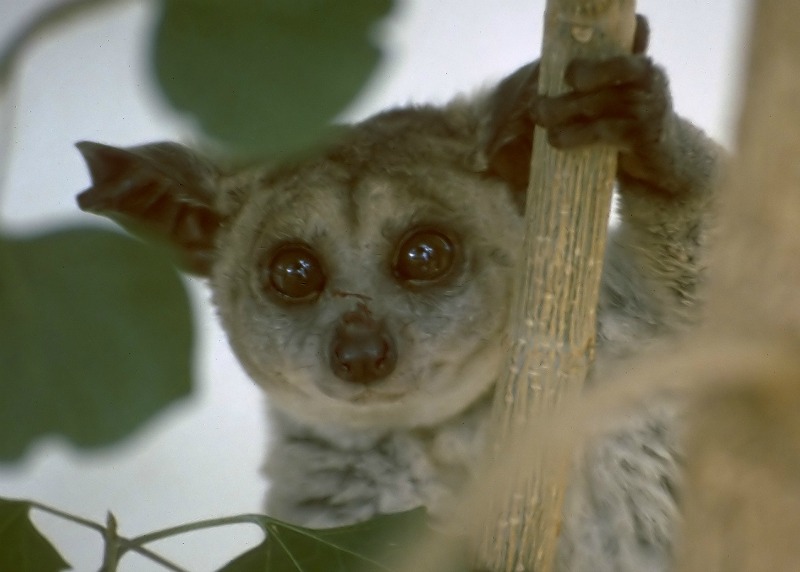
{"left": 74, "top": 105, "right": 526, "bottom": 430}
{"left": 211, "top": 148, "right": 522, "bottom": 429}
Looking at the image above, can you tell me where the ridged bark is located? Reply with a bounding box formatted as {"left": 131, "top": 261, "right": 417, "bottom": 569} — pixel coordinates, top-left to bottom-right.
{"left": 474, "top": 1, "right": 636, "bottom": 571}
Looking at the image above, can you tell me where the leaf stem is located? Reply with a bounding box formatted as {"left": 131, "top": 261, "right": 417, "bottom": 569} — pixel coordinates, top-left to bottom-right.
{"left": 130, "top": 513, "right": 266, "bottom": 546}
{"left": 28, "top": 501, "right": 187, "bottom": 572}
{"left": 29, "top": 500, "right": 107, "bottom": 534}
{"left": 100, "top": 512, "right": 120, "bottom": 572}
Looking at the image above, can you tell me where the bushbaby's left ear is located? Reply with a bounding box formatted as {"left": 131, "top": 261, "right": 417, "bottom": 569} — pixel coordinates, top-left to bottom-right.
{"left": 475, "top": 61, "right": 539, "bottom": 203}
{"left": 76, "top": 141, "right": 224, "bottom": 276}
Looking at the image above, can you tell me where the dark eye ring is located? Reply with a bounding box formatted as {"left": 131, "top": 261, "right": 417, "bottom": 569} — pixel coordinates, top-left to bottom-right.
{"left": 260, "top": 243, "right": 326, "bottom": 303}
{"left": 392, "top": 227, "right": 457, "bottom": 287}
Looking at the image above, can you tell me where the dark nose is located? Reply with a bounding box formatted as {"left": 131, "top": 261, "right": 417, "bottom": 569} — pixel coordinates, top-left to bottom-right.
{"left": 330, "top": 307, "right": 396, "bottom": 384}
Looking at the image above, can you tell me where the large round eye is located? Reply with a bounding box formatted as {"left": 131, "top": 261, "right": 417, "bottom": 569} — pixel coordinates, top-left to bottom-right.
{"left": 262, "top": 243, "right": 326, "bottom": 302}
{"left": 392, "top": 228, "right": 457, "bottom": 286}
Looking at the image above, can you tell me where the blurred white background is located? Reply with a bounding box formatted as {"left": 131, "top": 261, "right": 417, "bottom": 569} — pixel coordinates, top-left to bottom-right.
{"left": 0, "top": 0, "right": 749, "bottom": 569}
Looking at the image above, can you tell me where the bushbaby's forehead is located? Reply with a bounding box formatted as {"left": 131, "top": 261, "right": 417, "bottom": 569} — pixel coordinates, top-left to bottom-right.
{"left": 234, "top": 158, "right": 486, "bottom": 255}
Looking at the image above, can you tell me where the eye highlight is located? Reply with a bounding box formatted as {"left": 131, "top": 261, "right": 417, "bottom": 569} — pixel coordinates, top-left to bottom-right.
{"left": 261, "top": 243, "right": 326, "bottom": 302}
{"left": 392, "top": 228, "right": 457, "bottom": 286}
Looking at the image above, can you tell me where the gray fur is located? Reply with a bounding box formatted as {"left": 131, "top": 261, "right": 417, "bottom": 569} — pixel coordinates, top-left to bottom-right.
{"left": 220, "top": 108, "right": 718, "bottom": 572}
{"left": 76, "top": 49, "right": 723, "bottom": 572}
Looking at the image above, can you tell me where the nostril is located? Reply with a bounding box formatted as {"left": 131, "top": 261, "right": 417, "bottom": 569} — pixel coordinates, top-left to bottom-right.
{"left": 330, "top": 327, "right": 397, "bottom": 384}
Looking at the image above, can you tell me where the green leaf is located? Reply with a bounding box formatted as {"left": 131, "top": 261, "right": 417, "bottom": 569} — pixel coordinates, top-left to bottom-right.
{"left": 0, "top": 498, "right": 70, "bottom": 572}
{"left": 0, "top": 227, "right": 193, "bottom": 460}
{"left": 218, "top": 509, "right": 470, "bottom": 572}
{"left": 152, "top": 0, "right": 393, "bottom": 158}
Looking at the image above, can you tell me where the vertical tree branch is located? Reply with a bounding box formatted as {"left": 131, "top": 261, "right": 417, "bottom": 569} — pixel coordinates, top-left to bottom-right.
{"left": 474, "top": 1, "right": 635, "bottom": 571}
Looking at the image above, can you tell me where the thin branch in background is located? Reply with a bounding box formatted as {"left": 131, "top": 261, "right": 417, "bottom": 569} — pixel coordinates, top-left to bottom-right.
{"left": 0, "top": 0, "right": 128, "bottom": 197}
{"left": 677, "top": 0, "right": 800, "bottom": 568}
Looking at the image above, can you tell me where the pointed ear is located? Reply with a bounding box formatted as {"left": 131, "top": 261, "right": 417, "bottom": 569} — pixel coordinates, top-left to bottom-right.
{"left": 76, "top": 141, "right": 224, "bottom": 276}
{"left": 476, "top": 61, "right": 539, "bottom": 205}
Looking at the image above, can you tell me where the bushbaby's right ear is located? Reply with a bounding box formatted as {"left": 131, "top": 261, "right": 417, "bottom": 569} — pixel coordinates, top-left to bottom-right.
{"left": 76, "top": 141, "right": 224, "bottom": 276}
